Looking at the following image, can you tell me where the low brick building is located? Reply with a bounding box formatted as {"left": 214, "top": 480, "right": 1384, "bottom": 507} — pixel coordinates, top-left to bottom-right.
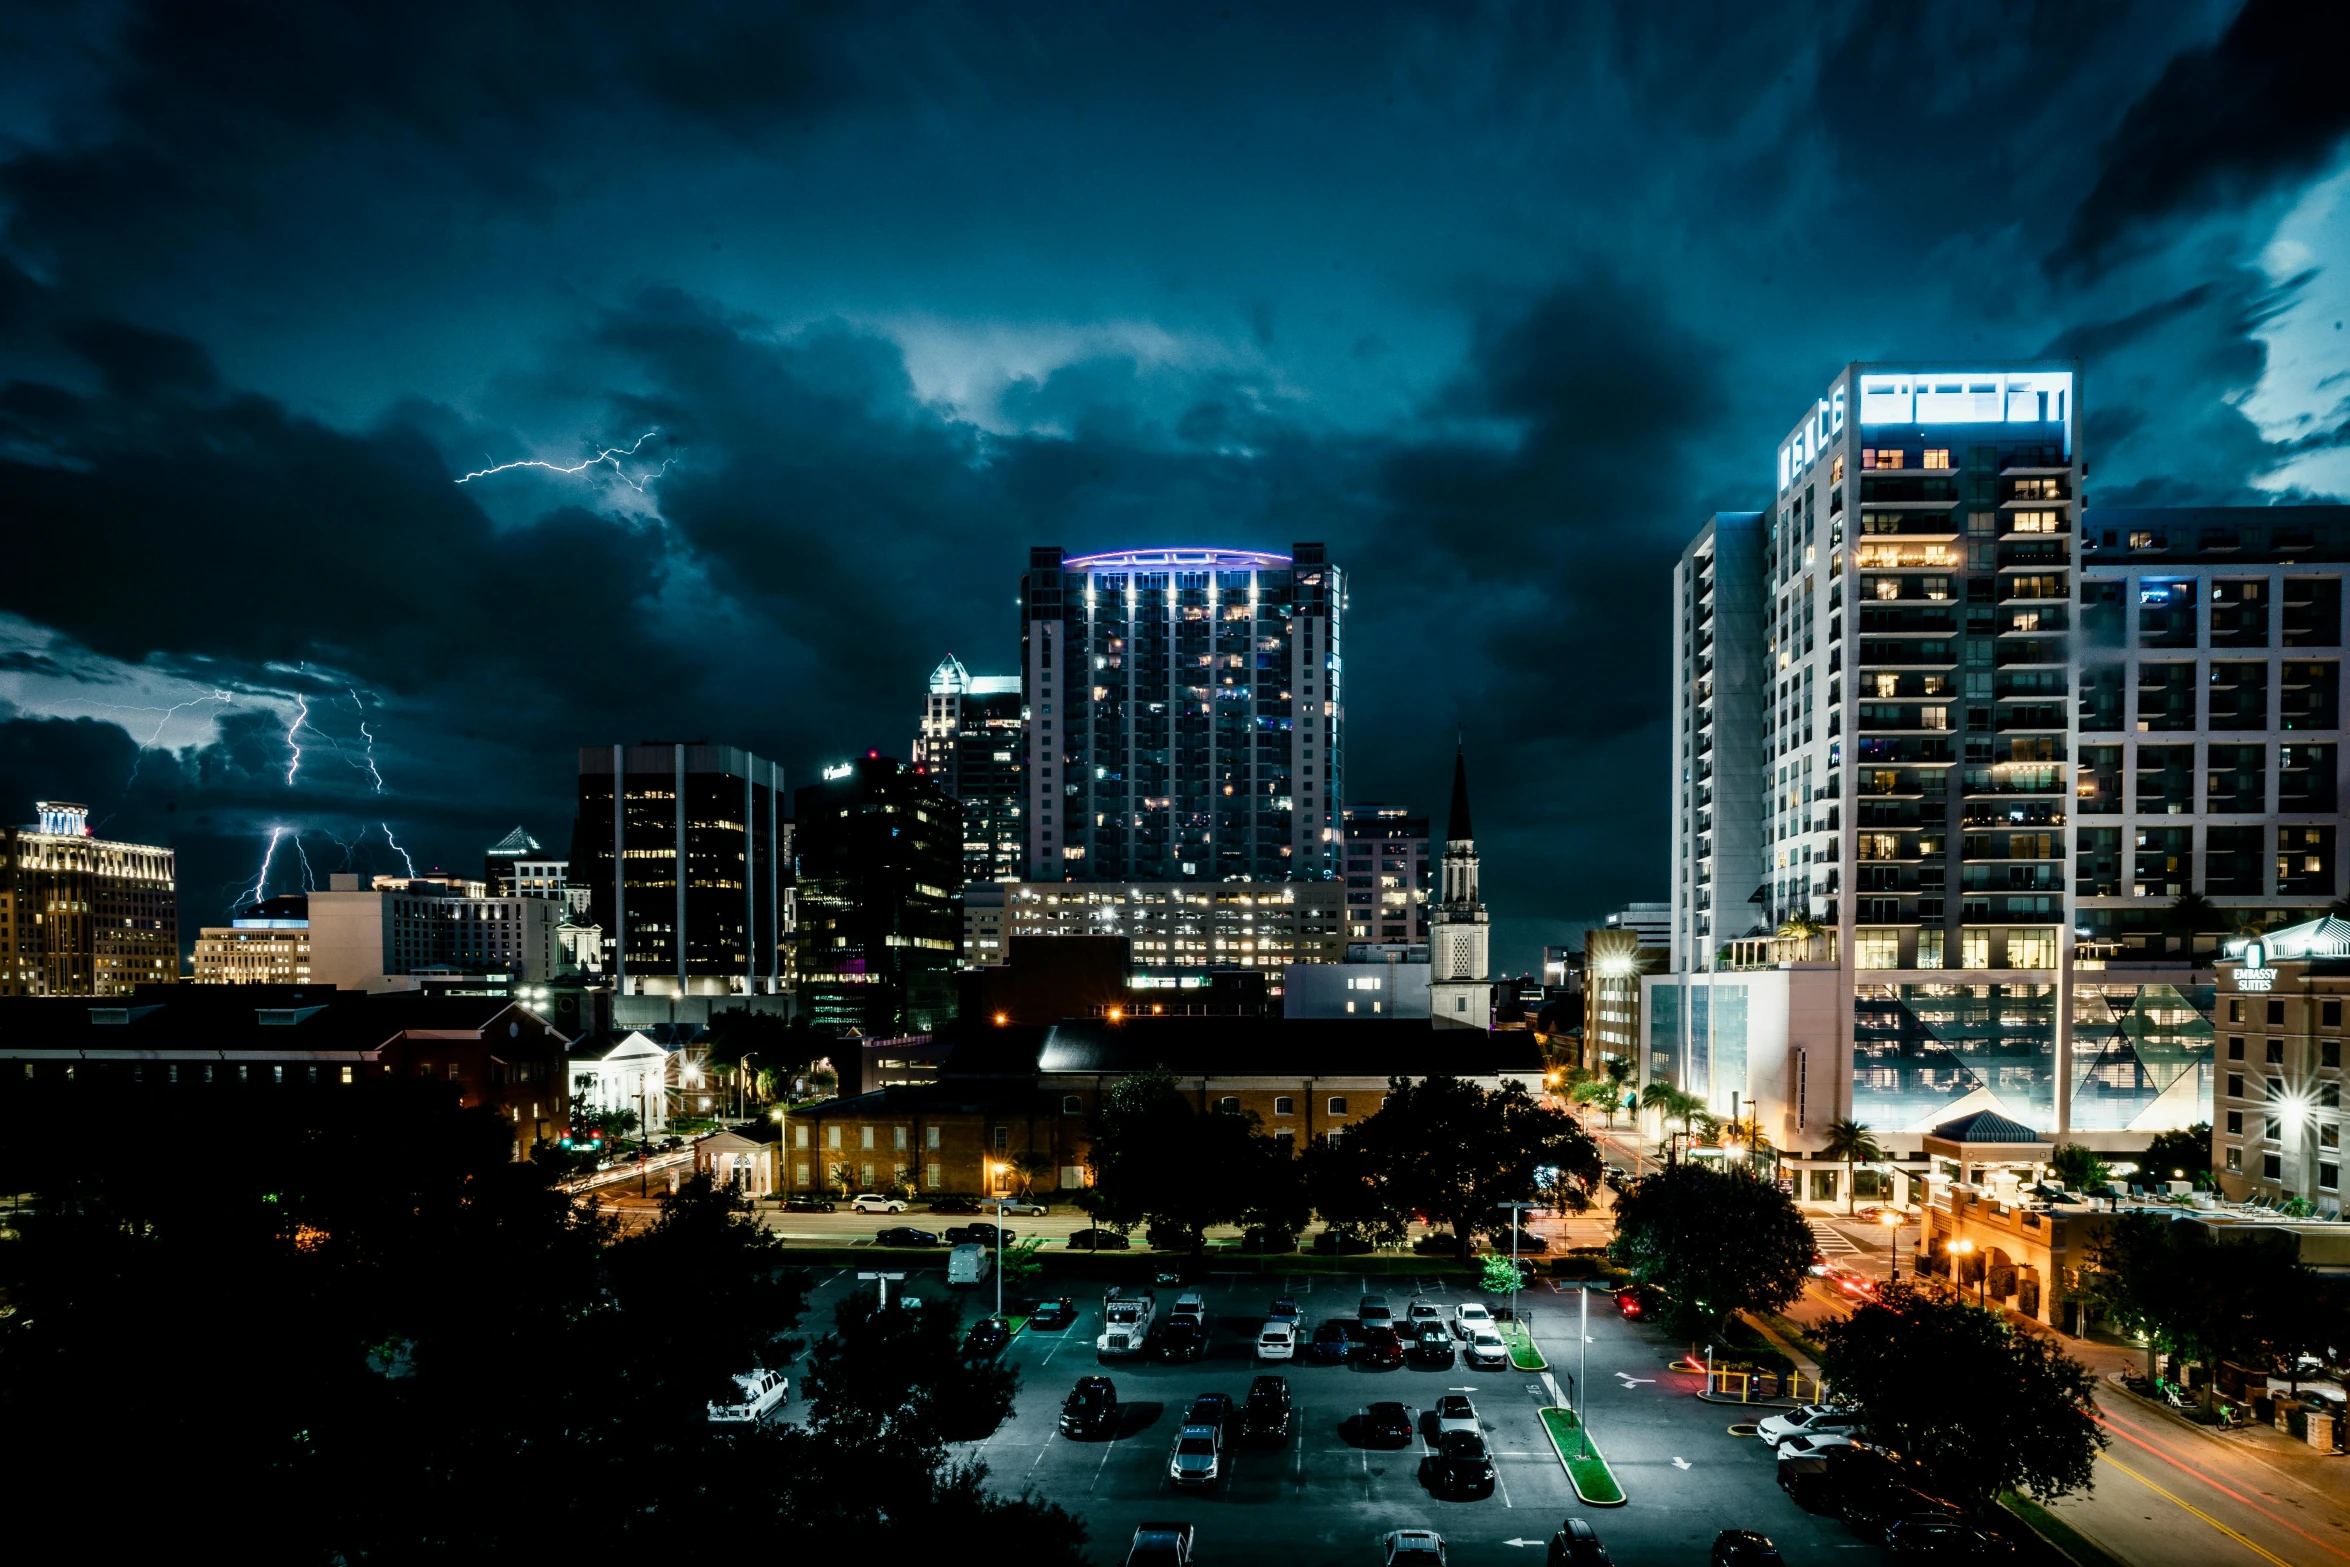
{"left": 782, "top": 1015, "right": 1543, "bottom": 1198}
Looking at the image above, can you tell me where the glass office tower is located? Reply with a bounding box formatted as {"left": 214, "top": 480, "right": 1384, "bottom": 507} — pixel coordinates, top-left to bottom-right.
{"left": 1020, "top": 544, "right": 1342, "bottom": 884}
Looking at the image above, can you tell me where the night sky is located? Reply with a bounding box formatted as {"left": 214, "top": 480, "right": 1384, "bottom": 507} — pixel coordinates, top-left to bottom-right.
{"left": 4, "top": 1, "right": 2349, "bottom": 969}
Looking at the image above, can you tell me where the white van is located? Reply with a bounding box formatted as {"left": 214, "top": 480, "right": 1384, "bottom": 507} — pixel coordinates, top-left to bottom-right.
{"left": 948, "top": 1242, "right": 993, "bottom": 1287}
{"left": 1256, "top": 1320, "right": 1297, "bottom": 1361}
{"left": 708, "top": 1367, "right": 788, "bottom": 1424}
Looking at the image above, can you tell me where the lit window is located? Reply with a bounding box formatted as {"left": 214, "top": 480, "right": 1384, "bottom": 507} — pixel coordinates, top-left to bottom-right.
{"left": 1922, "top": 449, "right": 1951, "bottom": 470}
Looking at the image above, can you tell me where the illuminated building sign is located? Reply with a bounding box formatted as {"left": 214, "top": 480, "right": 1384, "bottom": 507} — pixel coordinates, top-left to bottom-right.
{"left": 2234, "top": 938, "right": 2278, "bottom": 993}
{"left": 822, "top": 763, "right": 853, "bottom": 781}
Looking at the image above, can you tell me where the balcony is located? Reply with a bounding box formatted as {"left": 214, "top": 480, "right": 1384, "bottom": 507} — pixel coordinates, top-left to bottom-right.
{"left": 1860, "top": 640, "right": 1958, "bottom": 668}
{"left": 1859, "top": 606, "right": 1961, "bottom": 636}
{"left": 1854, "top": 542, "right": 1961, "bottom": 570}
{"left": 1857, "top": 512, "right": 1962, "bottom": 540}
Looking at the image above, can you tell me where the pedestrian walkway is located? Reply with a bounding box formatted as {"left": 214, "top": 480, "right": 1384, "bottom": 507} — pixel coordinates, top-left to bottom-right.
{"left": 1807, "top": 1220, "right": 1858, "bottom": 1257}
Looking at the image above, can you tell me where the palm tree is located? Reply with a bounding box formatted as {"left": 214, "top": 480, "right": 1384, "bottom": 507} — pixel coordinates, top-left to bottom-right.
{"left": 1009, "top": 1150, "right": 1054, "bottom": 1196}
{"left": 1638, "top": 1081, "right": 1679, "bottom": 1163}
{"left": 1666, "top": 1089, "right": 1708, "bottom": 1161}
{"left": 1817, "top": 1117, "right": 1883, "bottom": 1215}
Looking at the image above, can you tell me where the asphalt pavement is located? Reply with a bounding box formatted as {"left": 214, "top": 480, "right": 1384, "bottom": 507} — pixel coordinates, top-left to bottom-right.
{"left": 775, "top": 1263, "right": 1896, "bottom": 1566}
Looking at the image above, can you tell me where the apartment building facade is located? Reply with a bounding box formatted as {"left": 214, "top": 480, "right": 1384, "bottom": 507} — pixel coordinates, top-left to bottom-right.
{"left": 1019, "top": 544, "right": 1343, "bottom": 884}
{"left": 1341, "top": 805, "right": 1429, "bottom": 944}
{"left": 1670, "top": 512, "right": 1767, "bottom": 971}
{"left": 915, "top": 655, "right": 1028, "bottom": 886}
{"left": 973, "top": 880, "right": 1346, "bottom": 976}
{"left": 0, "top": 802, "right": 178, "bottom": 996}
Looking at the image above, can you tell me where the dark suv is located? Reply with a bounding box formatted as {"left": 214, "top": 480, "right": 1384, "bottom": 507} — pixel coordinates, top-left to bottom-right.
{"left": 1240, "top": 1375, "right": 1292, "bottom": 1442}
{"left": 1060, "top": 1376, "right": 1119, "bottom": 1439}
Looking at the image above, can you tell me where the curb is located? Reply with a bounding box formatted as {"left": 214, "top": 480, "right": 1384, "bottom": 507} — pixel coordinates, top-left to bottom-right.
{"left": 1537, "top": 1407, "right": 1627, "bottom": 1507}
{"left": 1695, "top": 1392, "right": 1805, "bottom": 1408}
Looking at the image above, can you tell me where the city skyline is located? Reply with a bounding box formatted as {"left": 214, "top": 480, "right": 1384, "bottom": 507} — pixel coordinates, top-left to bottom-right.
{"left": 5, "top": 4, "right": 2349, "bottom": 971}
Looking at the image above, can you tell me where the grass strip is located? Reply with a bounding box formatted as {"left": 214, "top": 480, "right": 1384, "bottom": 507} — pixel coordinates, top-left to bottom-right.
{"left": 1999, "top": 1492, "right": 2132, "bottom": 1567}
{"left": 1537, "top": 1407, "right": 1626, "bottom": 1507}
{"left": 1499, "top": 1319, "right": 1548, "bottom": 1371}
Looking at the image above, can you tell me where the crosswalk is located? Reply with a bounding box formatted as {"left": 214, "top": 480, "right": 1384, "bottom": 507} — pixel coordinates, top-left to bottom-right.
{"left": 1808, "top": 1219, "right": 1860, "bottom": 1256}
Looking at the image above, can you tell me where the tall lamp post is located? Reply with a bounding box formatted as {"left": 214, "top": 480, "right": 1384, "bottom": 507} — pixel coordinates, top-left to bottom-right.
{"left": 1879, "top": 1208, "right": 1903, "bottom": 1284}
{"left": 1947, "top": 1237, "right": 1977, "bottom": 1306}
{"left": 986, "top": 1168, "right": 1013, "bottom": 1321}
{"left": 1497, "top": 1200, "right": 1540, "bottom": 1339}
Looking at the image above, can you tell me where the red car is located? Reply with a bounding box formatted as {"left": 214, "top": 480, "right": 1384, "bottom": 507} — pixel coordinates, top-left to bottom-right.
{"left": 1355, "top": 1325, "right": 1406, "bottom": 1368}
{"left": 1615, "top": 1285, "right": 1659, "bottom": 1319}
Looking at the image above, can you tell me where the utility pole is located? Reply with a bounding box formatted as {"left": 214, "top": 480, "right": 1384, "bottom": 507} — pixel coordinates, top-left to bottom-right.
{"left": 988, "top": 1192, "right": 1013, "bottom": 1319}
{"left": 1497, "top": 1200, "right": 1539, "bottom": 1340}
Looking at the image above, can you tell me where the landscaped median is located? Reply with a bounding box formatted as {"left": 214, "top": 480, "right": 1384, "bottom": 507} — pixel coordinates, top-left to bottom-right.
{"left": 1498, "top": 1318, "right": 1547, "bottom": 1371}
{"left": 1536, "top": 1407, "right": 1626, "bottom": 1507}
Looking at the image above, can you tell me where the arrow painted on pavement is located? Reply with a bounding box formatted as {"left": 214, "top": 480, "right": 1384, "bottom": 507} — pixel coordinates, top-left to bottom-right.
{"left": 1447, "top": 1386, "right": 1480, "bottom": 1392}
{"left": 1502, "top": 1540, "right": 1541, "bottom": 1549}
{"left": 1615, "top": 1373, "right": 1654, "bottom": 1384}
{"left": 1672, "top": 1456, "right": 1691, "bottom": 1470}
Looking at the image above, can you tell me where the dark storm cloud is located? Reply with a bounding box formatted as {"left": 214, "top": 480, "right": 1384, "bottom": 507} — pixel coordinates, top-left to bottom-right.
{"left": 2052, "top": 0, "right": 2350, "bottom": 278}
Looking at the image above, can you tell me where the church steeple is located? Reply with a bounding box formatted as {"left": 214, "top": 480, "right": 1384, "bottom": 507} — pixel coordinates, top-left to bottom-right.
{"left": 1429, "top": 738, "right": 1491, "bottom": 1031}
{"left": 1447, "top": 742, "right": 1474, "bottom": 843}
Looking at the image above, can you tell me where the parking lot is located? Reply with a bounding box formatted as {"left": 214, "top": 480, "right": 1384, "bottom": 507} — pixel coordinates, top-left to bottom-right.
{"left": 780, "top": 1266, "right": 1897, "bottom": 1566}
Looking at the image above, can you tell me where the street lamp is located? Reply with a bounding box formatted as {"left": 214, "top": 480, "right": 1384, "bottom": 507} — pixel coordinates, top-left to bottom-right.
{"left": 772, "top": 1106, "right": 788, "bottom": 1203}
{"left": 1879, "top": 1208, "right": 1902, "bottom": 1284}
{"left": 1497, "top": 1200, "right": 1539, "bottom": 1340}
{"left": 1947, "top": 1237, "right": 1978, "bottom": 1307}
{"left": 985, "top": 1169, "right": 1013, "bottom": 1320}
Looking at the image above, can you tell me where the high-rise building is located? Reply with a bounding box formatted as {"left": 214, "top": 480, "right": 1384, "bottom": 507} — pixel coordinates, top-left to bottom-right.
{"left": 1428, "top": 747, "right": 1492, "bottom": 1031}
{"left": 309, "top": 874, "right": 560, "bottom": 991}
{"left": 193, "top": 894, "right": 310, "bottom": 984}
{"left": 915, "top": 655, "right": 1027, "bottom": 885}
{"left": 1019, "top": 544, "right": 1343, "bottom": 883}
{"left": 572, "top": 744, "right": 790, "bottom": 998}
{"left": 485, "top": 826, "right": 580, "bottom": 909}
{"left": 968, "top": 880, "right": 1346, "bottom": 974}
{"left": 1669, "top": 512, "right": 1767, "bottom": 970}
{"left": 792, "top": 754, "right": 961, "bottom": 1036}
{"left": 1341, "top": 805, "right": 1429, "bottom": 944}
{"left": 0, "top": 802, "right": 177, "bottom": 996}
{"left": 1645, "top": 367, "right": 2350, "bottom": 1175}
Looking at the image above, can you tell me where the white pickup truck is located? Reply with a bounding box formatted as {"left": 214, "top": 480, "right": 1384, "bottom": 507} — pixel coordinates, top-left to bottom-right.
{"left": 1097, "top": 1287, "right": 1158, "bottom": 1356}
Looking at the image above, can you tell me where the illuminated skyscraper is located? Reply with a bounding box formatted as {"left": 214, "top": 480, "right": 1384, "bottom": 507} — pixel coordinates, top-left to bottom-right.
{"left": 0, "top": 801, "right": 178, "bottom": 995}
{"left": 914, "top": 655, "right": 1027, "bottom": 885}
{"left": 1020, "top": 544, "right": 1342, "bottom": 883}
{"left": 1668, "top": 512, "right": 1765, "bottom": 971}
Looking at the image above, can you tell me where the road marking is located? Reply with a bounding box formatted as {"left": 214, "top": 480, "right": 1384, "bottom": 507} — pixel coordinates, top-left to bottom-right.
{"left": 1088, "top": 1428, "right": 1117, "bottom": 1496}
{"left": 2092, "top": 1414, "right": 2350, "bottom": 1563}
{"left": 1502, "top": 1540, "right": 1541, "bottom": 1549}
{"left": 2100, "top": 1452, "right": 2296, "bottom": 1567}
{"left": 1672, "top": 1456, "right": 1691, "bottom": 1470}
{"left": 1029, "top": 1433, "right": 1055, "bottom": 1470}
{"left": 1615, "top": 1373, "right": 1654, "bottom": 1385}
{"left": 1808, "top": 1220, "right": 1859, "bottom": 1255}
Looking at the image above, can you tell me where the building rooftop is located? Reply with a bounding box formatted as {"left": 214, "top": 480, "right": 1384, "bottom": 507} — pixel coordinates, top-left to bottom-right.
{"left": 946, "top": 1016, "right": 1542, "bottom": 1079}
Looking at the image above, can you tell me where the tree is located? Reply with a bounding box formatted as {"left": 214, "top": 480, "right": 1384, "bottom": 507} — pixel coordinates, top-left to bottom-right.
{"left": 1638, "top": 1080, "right": 1679, "bottom": 1162}
{"left": 1301, "top": 1129, "right": 1407, "bottom": 1246}
{"left": 2082, "top": 1210, "right": 2317, "bottom": 1401}
{"left": 2142, "top": 1124, "right": 2213, "bottom": 1186}
{"left": 806, "top": 1287, "right": 1018, "bottom": 1444}
{"left": 1079, "top": 1068, "right": 1283, "bottom": 1253}
{"left": 701, "top": 1009, "right": 839, "bottom": 1110}
{"left": 1610, "top": 1161, "right": 1814, "bottom": 1340}
{"left": 1817, "top": 1116, "right": 1882, "bottom": 1215}
{"left": 1818, "top": 1283, "right": 2104, "bottom": 1509}
{"left": 1008, "top": 1150, "right": 1055, "bottom": 1196}
{"left": 2048, "top": 1143, "right": 2112, "bottom": 1192}
{"left": 1343, "top": 1076, "right": 1602, "bottom": 1260}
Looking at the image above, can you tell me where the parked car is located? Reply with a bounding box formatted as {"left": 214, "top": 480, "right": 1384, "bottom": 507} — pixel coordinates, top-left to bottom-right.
{"left": 1496, "top": 1226, "right": 1549, "bottom": 1254}
{"left": 1382, "top": 1528, "right": 1447, "bottom": 1564}
{"left": 1547, "top": 1517, "right": 1613, "bottom": 1566}
{"left": 1124, "top": 1522, "right": 1195, "bottom": 1567}
{"left": 1756, "top": 1404, "right": 1862, "bottom": 1447}
{"left": 1451, "top": 1302, "right": 1494, "bottom": 1339}
{"left": 874, "top": 1226, "right": 940, "bottom": 1247}
{"left": 1776, "top": 1431, "right": 1856, "bottom": 1460}
{"left": 1432, "top": 1394, "right": 1479, "bottom": 1437}
{"left": 1360, "top": 1400, "right": 1416, "bottom": 1447}
{"left": 1069, "top": 1228, "right": 1131, "bottom": 1250}
{"left": 1412, "top": 1232, "right": 1461, "bottom": 1256}
{"left": 1157, "top": 1317, "right": 1206, "bottom": 1364}
{"left": 1029, "top": 1296, "right": 1077, "bottom": 1331}
{"left": 1407, "top": 1300, "right": 1447, "bottom": 1330}
{"left": 1257, "top": 1320, "right": 1298, "bottom": 1361}
{"left": 1358, "top": 1295, "right": 1395, "bottom": 1328}
{"left": 1186, "top": 1392, "right": 1234, "bottom": 1432}
{"left": 998, "top": 1197, "right": 1051, "bottom": 1217}
{"left": 706, "top": 1367, "right": 788, "bottom": 1425}
{"left": 927, "top": 1196, "right": 982, "bottom": 1214}
{"left": 781, "top": 1196, "right": 836, "bottom": 1213}
{"left": 964, "top": 1317, "right": 1011, "bottom": 1357}
{"left": 1311, "top": 1228, "right": 1376, "bottom": 1254}
{"left": 1708, "top": 1530, "right": 1785, "bottom": 1566}
{"left": 1883, "top": 1517, "right": 2016, "bottom": 1558}
{"left": 1412, "top": 1323, "right": 1456, "bottom": 1367}
{"left": 944, "top": 1222, "right": 1016, "bottom": 1246}
{"left": 1167, "top": 1421, "right": 1225, "bottom": 1488}
{"left": 1311, "top": 1320, "right": 1355, "bottom": 1364}
{"left": 1357, "top": 1326, "right": 1406, "bottom": 1369}
{"left": 1169, "top": 1292, "right": 1208, "bottom": 1328}
{"left": 1422, "top": 1429, "right": 1496, "bottom": 1497}
{"left": 850, "top": 1193, "right": 908, "bottom": 1214}
{"left": 1613, "top": 1285, "right": 1656, "bottom": 1320}
{"left": 1268, "top": 1296, "right": 1303, "bottom": 1325}
{"left": 1059, "top": 1376, "right": 1119, "bottom": 1438}
{"left": 1118, "top": 1522, "right": 1193, "bottom": 1567}
{"left": 1240, "top": 1375, "right": 1292, "bottom": 1442}
{"left": 1463, "top": 1326, "right": 1508, "bottom": 1370}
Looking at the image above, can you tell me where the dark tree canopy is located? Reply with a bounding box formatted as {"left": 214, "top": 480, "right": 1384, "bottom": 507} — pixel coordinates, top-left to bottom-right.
{"left": 1818, "top": 1284, "right": 2105, "bottom": 1509}
{"left": 1078, "top": 1066, "right": 1289, "bottom": 1252}
{"left": 807, "top": 1288, "right": 1019, "bottom": 1444}
{"left": 2083, "top": 1210, "right": 2340, "bottom": 1398}
{"left": 2141, "top": 1124, "right": 2214, "bottom": 1183}
{"left": 1341, "top": 1075, "right": 1602, "bottom": 1258}
{"left": 0, "top": 1084, "right": 1084, "bottom": 1563}
{"left": 1609, "top": 1160, "right": 1813, "bottom": 1337}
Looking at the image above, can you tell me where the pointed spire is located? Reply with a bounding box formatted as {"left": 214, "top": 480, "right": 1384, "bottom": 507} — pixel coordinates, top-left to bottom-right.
{"left": 1447, "top": 740, "right": 1474, "bottom": 843}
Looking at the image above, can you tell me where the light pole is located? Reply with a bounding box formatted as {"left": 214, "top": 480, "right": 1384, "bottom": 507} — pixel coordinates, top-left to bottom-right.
{"left": 1577, "top": 1281, "right": 1590, "bottom": 1460}
{"left": 1497, "top": 1200, "right": 1539, "bottom": 1341}
{"left": 772, "top": 1106, "right": 788, "bottom": 1204}
{"left": 858, "top": 1270, "right": 906, "bottom": 1310}
{"left": 987, "top": 1175, "right": 1013, "bottom": 1321}
{"left": 1948, "top": 1237, "right": 1976, "bottom": 1306}
{"left": 1879, "top": 1208, "right": 1902, "bottom": 1284}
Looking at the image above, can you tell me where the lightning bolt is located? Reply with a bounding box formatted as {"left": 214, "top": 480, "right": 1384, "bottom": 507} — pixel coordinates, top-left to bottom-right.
{"left": 320, "top": 828, "right": 362, "bottom": 870}
{"left": 455, "top": 429, "right": 670, "bottom": 491}
{"left": 284, "top": 694, "right": 310, "bottom": 786}
{"left": 349, "top": 688, "right": 387, "bottom": 793}
{"left": 118, "top": 690, "right": 235, "bottom": 786}
{"left": 243, "top": 827, "right": 285, "bottom": 911}
{"left": 293, "top": 835, "right": 317, "bottom": 893}
{"left": 381, "top": 821, "right": 417, "bottom": 879}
